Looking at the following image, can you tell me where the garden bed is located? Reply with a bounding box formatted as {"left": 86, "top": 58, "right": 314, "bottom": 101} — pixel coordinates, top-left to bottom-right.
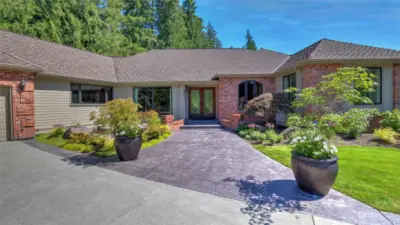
{"left": 35, "top": 132, "right": 171, "bottom": 157}
{"left": 253, "top": 144, "right": 400, "bottom": 214}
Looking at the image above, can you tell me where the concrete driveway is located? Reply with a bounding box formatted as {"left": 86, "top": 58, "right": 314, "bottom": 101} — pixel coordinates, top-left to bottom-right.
{"left": 0, "top": 141, "right": 355, "bottom": 225}
{"left": 22, "top": 129, "right": 399, "bottom": 225}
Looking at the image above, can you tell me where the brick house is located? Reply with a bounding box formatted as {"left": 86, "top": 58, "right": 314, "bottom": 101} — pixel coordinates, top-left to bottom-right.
{"left": 1, "top": 30, "right": 400, "bottom": 140}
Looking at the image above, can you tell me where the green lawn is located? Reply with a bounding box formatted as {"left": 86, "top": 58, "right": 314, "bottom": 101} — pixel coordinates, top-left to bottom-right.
{"left": 253, "top": 145, "right": 400, "bottom": 214}
{"left": 35, "top": 133, "right": 171, "bottom": 157}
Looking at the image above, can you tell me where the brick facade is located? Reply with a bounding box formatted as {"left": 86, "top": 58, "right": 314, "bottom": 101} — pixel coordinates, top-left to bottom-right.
{"left": 0, "top": 69, "right": 35, "bottom": 139}
{"left": 218, "top": 77, "right": 275, "bottom": 120}
{"left": 302, "top": 64, "right": 342, "bottom": 88}
{"left": 394, "top": 64, "right": 400, "bottom": 109}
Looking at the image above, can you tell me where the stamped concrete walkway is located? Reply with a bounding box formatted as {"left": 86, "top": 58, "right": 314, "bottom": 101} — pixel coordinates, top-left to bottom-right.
{"left": 1, "top": 141, "right": 351, "bottom": 225}
{"left": 24, "top": 129, "right": 399, "bottom": 225}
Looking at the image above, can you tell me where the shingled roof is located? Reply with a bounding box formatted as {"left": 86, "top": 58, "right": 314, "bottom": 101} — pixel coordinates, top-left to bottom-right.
{"left": 114, "top": 49, "right": 289, "bottom": 82}
{"left": 0, "top": 30, "right": 116, "bottom": 82}
{"left": 276, "top": 38, "right": 400, "bottom": 73}
{"left": 1, "top": 30, "right": 400, "bottom": 83}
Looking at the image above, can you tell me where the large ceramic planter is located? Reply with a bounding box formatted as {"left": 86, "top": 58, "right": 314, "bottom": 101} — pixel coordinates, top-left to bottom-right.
{"left": 291, "top": 152, "right": 338, "bottom": 196}
{"left": 114, "top": 137, "right": 142, "bottom": 161}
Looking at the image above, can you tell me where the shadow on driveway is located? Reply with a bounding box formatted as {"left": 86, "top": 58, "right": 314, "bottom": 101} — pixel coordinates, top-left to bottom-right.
{"left": 222, "top": 175, "right": 322, "bottom": 225}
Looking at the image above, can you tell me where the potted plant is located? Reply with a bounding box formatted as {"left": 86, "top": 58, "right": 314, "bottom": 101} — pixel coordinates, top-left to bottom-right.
{"left": 285, "top": 67, "right": 378, "bottom": 195}
{"left": 290, "top": 129, "right": 338, "bottom": 195}
{"left": 90, "top": 98, "right": 143, "bottom": 161}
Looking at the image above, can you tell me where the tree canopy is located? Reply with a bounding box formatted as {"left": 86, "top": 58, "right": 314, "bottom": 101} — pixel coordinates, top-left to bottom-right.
{"left": 0, "top": 0, "right": 224, "bottom": 56}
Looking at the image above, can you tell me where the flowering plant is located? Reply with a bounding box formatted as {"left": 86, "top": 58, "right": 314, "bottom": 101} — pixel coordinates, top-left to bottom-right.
{"left": 247, "top": 123, "right": 256, "bottom": 129}
{"left": 290, "top": 130, "right": 338, "bottom": 160}
{"left": 265, "top": 122, "right": 275, "bottom": 130}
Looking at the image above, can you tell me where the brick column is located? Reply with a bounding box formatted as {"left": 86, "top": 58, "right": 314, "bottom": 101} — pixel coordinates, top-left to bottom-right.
{"left": 394, "top": 64, "right": 400, "bottom": 109}
{"left": 0, "top": 69, "right": 35, "bottom": 139}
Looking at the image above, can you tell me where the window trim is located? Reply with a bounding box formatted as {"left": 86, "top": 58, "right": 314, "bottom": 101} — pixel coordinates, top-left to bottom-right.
{"left": 282, "top": 73, "right": 296, "bottom": 102}
{"left": 355, "top": 67, "right": 383, "bottom": 105}
{"left": 237, "top": 80, "right": 263, "bottom": 110}
{"left": 70, "top": 83, "right": 113, "bottom": 105}
{"left": 133, "top": 87, "right": 172, "bottom": 115}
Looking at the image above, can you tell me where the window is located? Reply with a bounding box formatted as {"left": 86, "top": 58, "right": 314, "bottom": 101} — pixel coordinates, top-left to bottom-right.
{"left": 238, "top": 80, "right": 263, "bottom": 110}
{"left": 71, "top": 83, "right": 113, "bottom": 104}
{"left": 283, "top": 74, "right": 296, "bottom": 102}
{"left": 359, "top": 67, "right": 382, "bottom": 105}
{"left": 134, "top": 87, "right": 171, "bottom": 115}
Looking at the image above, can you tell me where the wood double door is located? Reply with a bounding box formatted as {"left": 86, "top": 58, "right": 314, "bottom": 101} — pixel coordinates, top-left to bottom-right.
{"left": 188, "top": 87, "right": 216, "bottom": 120}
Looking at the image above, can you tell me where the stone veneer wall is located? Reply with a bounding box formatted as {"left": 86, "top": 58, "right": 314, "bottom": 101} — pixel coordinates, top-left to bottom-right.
{"left": 394, "top": 64, "right": 400, "bottom": 109}
{"left": 0, "top": 69, "right": 35, "bottom": 139}
{"left": 218, "top": 77, "right": 276, "bottom": 120}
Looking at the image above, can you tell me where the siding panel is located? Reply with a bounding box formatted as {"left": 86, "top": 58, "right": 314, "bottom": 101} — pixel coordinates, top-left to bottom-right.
{"left": 34, "top": 80, "right": 98, "bottom": 132}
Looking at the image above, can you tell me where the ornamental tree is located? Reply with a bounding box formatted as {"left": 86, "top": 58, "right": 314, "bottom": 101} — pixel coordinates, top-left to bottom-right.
{"left": 244, "top": 92, "right": 291, "bottom": 123}
{"left": 286, "top": 67, "right": 377, "bottom": 115}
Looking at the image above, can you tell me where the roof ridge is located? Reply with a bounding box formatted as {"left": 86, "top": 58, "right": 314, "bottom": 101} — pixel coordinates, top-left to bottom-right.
{"left": 320, "top": 38, "right": 400, "bottom": 52}
{"left": 303, "top": 38, "right": 325, "bottom": 59}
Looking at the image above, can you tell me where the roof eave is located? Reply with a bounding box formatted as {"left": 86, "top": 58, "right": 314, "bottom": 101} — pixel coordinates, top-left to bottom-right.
{"left": 0, "top": 64, "right": 42, "bottom": 73}
{"left": 213, "top": 73, "right": 274, "bottom": 79}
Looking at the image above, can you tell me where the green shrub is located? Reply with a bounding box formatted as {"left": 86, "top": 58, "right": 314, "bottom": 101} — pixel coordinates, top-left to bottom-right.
{"left": 287, "top": 113, "right": 315, "bottom": 128}
{"left": 140, "top": 110, "right": 161, "bottom": 127}
{"left": 245, "top": 134, "right": 251, "bottom": 139}
{"left": 142, "top": 125, "right": 171, "bottom": 141}
{"left": 265, "top": 130, "right": 282, "bottom": 144}
{"left": 63, "top": 143, "right": 94, "bottom": 153}
{"left": 90, "top": 98, "right": 142, "bottom": 138}
{"left": 48, "top": 127, "right": 65, "bottom": 138}
{"left": 236, "top": 124, "right": 248, "bottom": 132}
{"left": 373, "top": 128, "right": 397, "bottom": 144}
{"left": 247, "top": 130, "right": 266, "bottom": 142}
{"left": 238, "top": 129, "right": 250, "bottom": 137}
{"left": 88, "top": 135, "right": 108, "bottom": 150}
{"left": 380, "top": 109, "right": 400, "bottom": 132}
{"left": 69, "top": 133, "right": 92, "bottom": 144}
{"left": 341, "top": 108, "right": 378, "bottom": 138}
{"left": 97, "top": 138, "right": 115, "bottom": 152}
{"left": 319, "top": 113, "right": 344, "bottom": 137}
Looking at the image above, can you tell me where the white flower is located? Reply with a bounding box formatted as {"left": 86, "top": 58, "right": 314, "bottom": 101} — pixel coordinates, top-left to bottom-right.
{"left": 290, "top": 139, "right": 298, "bottom": 144}
{"left": 314, "top": 136, "right": 322, "bottom": 142}
{"left": 331, "top": 145, "right": 338, "bottom": 153}
{"left": 119, "top": 130, "right": 126, "bottom": 136}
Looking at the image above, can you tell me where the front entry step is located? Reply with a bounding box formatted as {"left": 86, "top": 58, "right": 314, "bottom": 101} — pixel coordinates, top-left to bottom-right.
{"left": 182, "top": 120, "right": 223, "bottom": 129}
{"left": 181, "top": 124, "right": 223, "bottom": 129}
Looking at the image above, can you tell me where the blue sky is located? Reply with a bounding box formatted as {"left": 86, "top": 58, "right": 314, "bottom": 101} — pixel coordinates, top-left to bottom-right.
{"left": 195, "top": 0, "right": 400, "bottom": 54}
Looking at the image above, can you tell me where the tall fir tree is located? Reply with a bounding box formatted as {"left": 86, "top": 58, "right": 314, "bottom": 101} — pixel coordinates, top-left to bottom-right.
{"left": 182, "top": 0, "right": 205, "bottom": 48}
{"left": 244, "top": 29, "right": 257, "bottom": 50}
{"left": 155, "top": 0, "right": 189, "bottom": 48}
{"left": 204, "top": 22, "right": 222, "bottom": 48}
{"left": 121, "top": 0, "right": 158, "bottom": 54}
{"left": 0, "top": 0, "right": 224, "bottom": 54}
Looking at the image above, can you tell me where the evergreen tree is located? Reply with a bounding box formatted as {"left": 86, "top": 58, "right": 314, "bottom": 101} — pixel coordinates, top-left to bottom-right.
{"left": 155, "top": 0, "right": 189, "bottom": 48}
{"left": 182, "top": 0, "right": 205, "bottom": 48}
{"left": 204, "top": 22, "right": 222, "bottom": 48}
{"left": 121, "top": 0, "right": 158, "bottom": 54}
{"left": 0, "top": 0, "right": 223, "bottom": 54}
{"left": 244, "top": 29, "right": 257, "bottom": 50}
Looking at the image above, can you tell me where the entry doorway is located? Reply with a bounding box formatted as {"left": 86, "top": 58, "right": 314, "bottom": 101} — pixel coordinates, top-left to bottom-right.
{"left": 188, "top": 87, "right": 216, "bottom": 120}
